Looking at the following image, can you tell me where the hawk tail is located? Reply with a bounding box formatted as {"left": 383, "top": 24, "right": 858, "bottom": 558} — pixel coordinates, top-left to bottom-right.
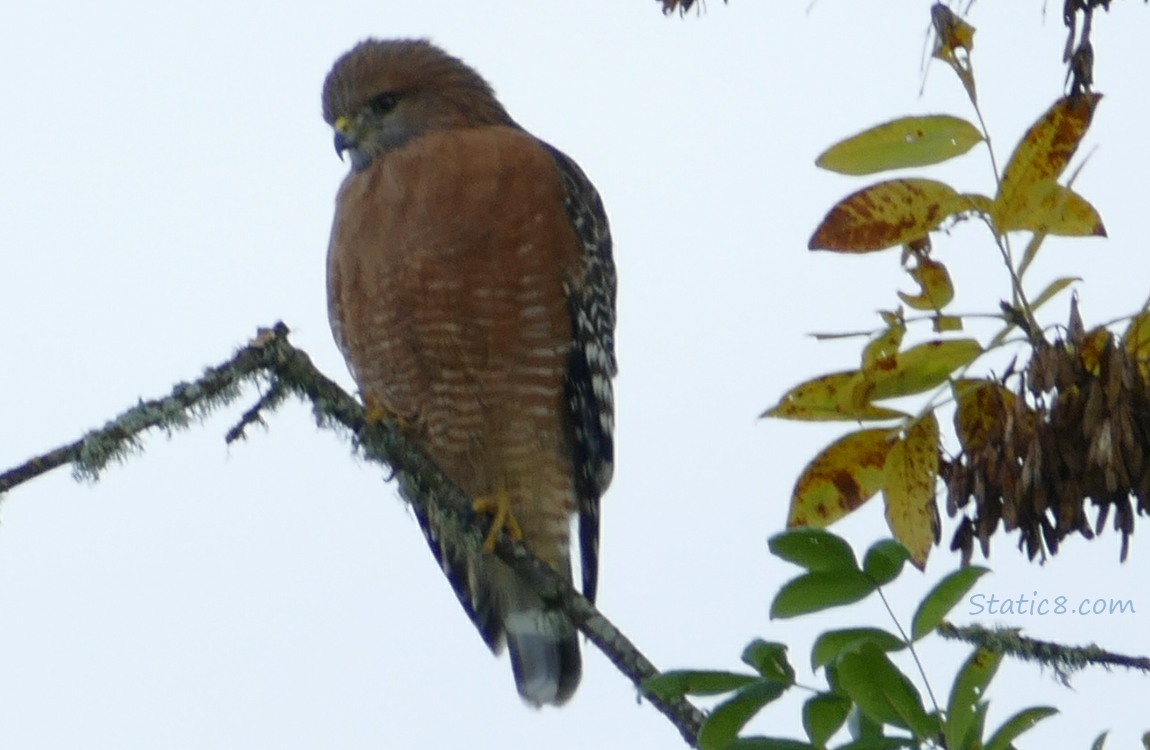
{"left": 505, "top": 608, "right": 581, "bottom": 707}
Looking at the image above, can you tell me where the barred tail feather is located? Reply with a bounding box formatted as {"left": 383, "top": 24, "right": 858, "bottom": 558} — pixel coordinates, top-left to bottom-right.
{"left": 505, "top": 609, "right": 581, "bottom": 707}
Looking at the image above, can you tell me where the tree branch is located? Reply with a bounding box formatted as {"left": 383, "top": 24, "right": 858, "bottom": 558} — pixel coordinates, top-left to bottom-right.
{"left": 938, "top": 621, "right": 1150, "bottom": 683}
{"left": 0, "top": 322, "right": 705, "bottom": 747}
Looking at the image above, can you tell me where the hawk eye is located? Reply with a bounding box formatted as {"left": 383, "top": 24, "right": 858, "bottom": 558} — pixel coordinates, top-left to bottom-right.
{"left": 368, "top": 91, "right": 400, "bottom": 114}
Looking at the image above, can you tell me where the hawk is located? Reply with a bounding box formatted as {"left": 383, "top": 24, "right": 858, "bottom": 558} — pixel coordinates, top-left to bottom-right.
{"left": 322, "top": 39, "right": 616, "bottom": 706}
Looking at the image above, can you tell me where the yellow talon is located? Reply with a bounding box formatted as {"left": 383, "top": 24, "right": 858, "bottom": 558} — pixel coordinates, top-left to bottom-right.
{"left": 364, "top": 395, "right": 408, "bottom": 430}
{"left": 473, "top": 487, "right": 523, "bottom": 552}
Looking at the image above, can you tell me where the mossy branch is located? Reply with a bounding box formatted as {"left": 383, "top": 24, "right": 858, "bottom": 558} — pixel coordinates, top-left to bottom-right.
{"left": 0, "top": 322, "right": 705, "bottom": 747}
{"left": 938, "top": 621, "right": 1150, "bottom": 682}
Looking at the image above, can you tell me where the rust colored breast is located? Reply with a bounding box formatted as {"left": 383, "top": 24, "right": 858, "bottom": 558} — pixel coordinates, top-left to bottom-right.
{"left": 327, "top": 126, "right": 583, "bottom": 511}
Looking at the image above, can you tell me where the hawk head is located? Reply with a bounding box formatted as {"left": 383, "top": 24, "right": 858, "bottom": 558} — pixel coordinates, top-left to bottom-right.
{"left": 322, "top": 39, "right": 516, "bottom": 171}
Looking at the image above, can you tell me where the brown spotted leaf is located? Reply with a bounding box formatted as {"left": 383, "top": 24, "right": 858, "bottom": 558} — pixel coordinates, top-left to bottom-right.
{"left": 865, "top": 339, "right": 983, "bottom": 400}
{"left": 996, "top": 181, "right": 1106, "bottom": 236}
{"left": 763, "top": 371, "right": 906, "bottom": 422}
{"left": 883, "top": 413, "right": 941, "bottom": 569}
{"left": 952, "top": 379, "right": 1016, "bottom": 454}
{"left": 898, "top": 258, "right": 954, "bottom": 311}
{"left": 810, "top": 179, "right": 962, "bottom": 253}
{"left": 789, "top": 428, "right": 895, "bottom": 527}
{"left": 816, "top": 115, "right": 983, "bottom": 176}
{"left": 862, "top": 318, "right": 907, "bottom": 372}
{"left": 995, "top": 94, "right": 1103, "bottom": 232}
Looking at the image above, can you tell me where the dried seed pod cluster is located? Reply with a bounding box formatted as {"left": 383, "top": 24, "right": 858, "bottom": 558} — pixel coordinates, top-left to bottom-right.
{"left": 945, "top": 307, "right": 1150, "bottom": 563}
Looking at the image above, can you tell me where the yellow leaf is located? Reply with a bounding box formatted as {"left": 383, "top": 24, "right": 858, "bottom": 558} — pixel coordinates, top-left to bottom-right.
{"left": 931, "top": 4, "right": 975, "bottom": 62}
{"left": 931, "top": 5, "right": 977, "bottom": 103}
{"left": 789, "top": 428, "right": 895, "bottom": 528}
{"left": 952, "top": 379, "right": 1016, "bottom": 453}
{"left": 810, "top": 179, "right": 963, "bottom": 253}
{"left": 1124, "top": 310, "right": 1150, "bottom": 381}
{"left": 995, "top": 94, "right": 1103, "bottom": 230}
{"left": 898, "top": 258, "right": 954, "bottom": 311}
{"left": 883, "top": 413, "right": 941, "bottom": 570}
{"left": 879, "top": 309, "right": 903, "bottom": 327}
{"left": 1016, "top": 232, "right": 1046, "bottom": 279}
{"left": 933, "top": 315, "right": 963, "bottom": 333}
{"left": 1030, "top": 276, "right": 1080, "bottom": 313}
{"left": 996, "top": 181, "right": 1107, "bottom": 236}
{"left": 862, "top": 319, "right": 907, "bottom": 372}
{"left": 763, "top": 371, "right": 906, "bottom": 422}
{"left": 815, "top": 115, "right": 984, "bottom": 176}
{"left": 956, "top": 193, "right": 995, "bottom": 217}
{"left": 866, "top": 339, "right": 982, "bottom": 400}
{"left": 1080, "top": 328, "right": 1112, "bottom": 376}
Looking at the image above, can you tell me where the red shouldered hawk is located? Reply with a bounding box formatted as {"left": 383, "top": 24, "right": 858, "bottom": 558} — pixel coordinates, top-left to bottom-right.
{"left": 322, "top": 39, "right": 616, "bottom": 706}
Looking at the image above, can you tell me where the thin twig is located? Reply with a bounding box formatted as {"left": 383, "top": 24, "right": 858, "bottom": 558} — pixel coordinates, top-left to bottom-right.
{"left": 0, "top": 322, "right": 705, "bottom": 746}
{"left": 225, "top": 380, "right": 286, "bottom": 443}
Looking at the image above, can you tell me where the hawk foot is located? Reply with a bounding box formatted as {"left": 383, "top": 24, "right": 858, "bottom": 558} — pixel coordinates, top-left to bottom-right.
{"left": 473, "top": 488, "right": 523, "bottom": 552}
{"left": 364, "top": 396, "right": 409, "bottom": 430}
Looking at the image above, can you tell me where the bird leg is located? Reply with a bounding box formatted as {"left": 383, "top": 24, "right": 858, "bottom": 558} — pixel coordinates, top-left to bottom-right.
{"left": 472, "top": 486, "right": 524, "bottom": 552}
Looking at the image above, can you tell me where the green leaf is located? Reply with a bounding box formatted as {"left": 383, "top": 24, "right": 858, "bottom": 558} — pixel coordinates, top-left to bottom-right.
{"left": 846, "top": 704, "right": 882, "bottom": 741}
{"left": 769, "top": 529, "right": 860, "bottom": 572}
{"left": 698, "top": 680, "right": 789, "bottom": 750}
{"left": 866, "top": 339, "right": 983, "bottom": 400}
{"left": 815, "top": 115, "right": 983, "bottom": 176}
{"left": 642, "top": 669, "right": 757, "bottom": 701}
{"left": 910, "top": 566, "right": 989, "bottom": 640}
{"left": 961, "top": 701, "right": 990, "bottom": 750}
{"left": 742, "top": 640, "right": 795, "bottom": 684}
{"left": 838, "top": 644, "right": 937, "bottom": 738}
{"left": 984, "top": 706, "right": 1058, "bottom": 750}
{"left": 726, "top": 738, "right": 818, "bottom": 750}
{"left": 862, "top": 540, "right": 911, "bottom": 585}
{"left": 824, "top": 662, "right": 842, "bottom": 696}
{"left": 803, "top": 693, "right": 852, "bottom": 747}
{"left": 771, "top": 570, "right": 876, "bottom": 619}
{"left": 834, "top": 740, "right": 920, "bottom": 750}
{"left": 945, "top": 647, "right": 1002, "bottom": 750}
{"left": 811, "top": 628, "right": 906, "bottom": 670}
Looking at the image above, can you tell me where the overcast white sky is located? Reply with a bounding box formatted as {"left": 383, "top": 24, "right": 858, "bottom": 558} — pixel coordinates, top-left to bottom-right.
{"left": 2, "top": 2, "right": 1148, "bottom": 748}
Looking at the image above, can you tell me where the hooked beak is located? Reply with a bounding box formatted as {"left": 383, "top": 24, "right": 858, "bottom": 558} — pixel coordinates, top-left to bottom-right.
{"left": 333, "top": 115, "right": 355, "bottom": 161}
{"left": 333, "top": 131, "right": 349, "bottom": 159}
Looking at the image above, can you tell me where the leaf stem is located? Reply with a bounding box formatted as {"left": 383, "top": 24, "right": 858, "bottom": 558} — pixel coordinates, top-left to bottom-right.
{"left": 877, "top": 587, "right": 943, "bottom": 722}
